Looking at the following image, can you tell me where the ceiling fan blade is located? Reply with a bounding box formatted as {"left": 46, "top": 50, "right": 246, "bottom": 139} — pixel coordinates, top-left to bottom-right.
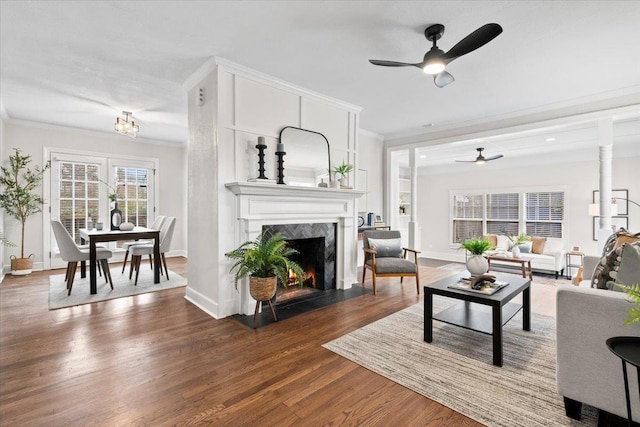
{"left": 442, "top": 23, "right": 503, "bottom": 63}
{"left": 434, "top": 71, "right": 455, "bottom": 88}
{"left": 484, "top": 154, "right": 504, "bottom": 161}
{"left": 369, "top": 59, "right": 422, "bottom": 68}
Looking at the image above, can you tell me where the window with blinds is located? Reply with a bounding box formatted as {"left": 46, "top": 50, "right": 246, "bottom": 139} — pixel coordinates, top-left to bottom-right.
{"left": 486, "top": 193, "right": 519, "bottom": 236}
{"left": 115, "top": 166, "right": 149, "bottom": 227}
{"left": 450, "top": 190, "right": 565, "bottom": 244}
{"left": 526, "top": 191, "right": 564, "bottom": 238}
{"left": 58, "top": 161, "right": 101, "bottom": 244}
{"left": 452, "top": 194, "right": 483, "bottom": 243}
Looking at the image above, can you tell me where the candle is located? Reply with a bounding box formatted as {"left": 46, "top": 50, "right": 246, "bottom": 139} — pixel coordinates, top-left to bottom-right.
{"left": 257, "top": 136, "right": 265, "bottom": 145}
{"left": 277, "top": 142, "right": 285, "bottom": 152}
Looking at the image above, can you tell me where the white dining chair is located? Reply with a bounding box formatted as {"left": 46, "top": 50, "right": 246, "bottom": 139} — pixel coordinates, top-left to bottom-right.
{"left": 128, "top": 217, "right": 176, "bottom": 286}
{"left": 120, "top": 215, "right": 166, "bottom": 274}
{"left": 51, "top": 220, "right": 114, "bottom": 295}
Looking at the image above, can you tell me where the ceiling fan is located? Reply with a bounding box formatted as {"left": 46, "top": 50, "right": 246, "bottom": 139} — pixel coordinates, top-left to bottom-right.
{"left": 369, "top": 23, "right": 502, "bottom": 88}
{"left": 455, "top": 147, "right": 503, "bottom": 164}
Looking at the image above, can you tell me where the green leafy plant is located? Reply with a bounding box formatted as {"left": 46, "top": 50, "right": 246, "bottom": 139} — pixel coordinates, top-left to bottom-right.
{"left": 614, "top": 283, "right": 640, "bottom": 325}
{"left": 99, "top": 179, "right": 118, "bottom": 202}
{"left": 0, "top": 232, "right": 16, "bottom": 247}
{"left": 0, "top": 148, "right": 48, "bottom": 259}
{"left": 224, "top": 232, "right": 305, "bottom": 291}
{"left": 507, "top": 232, "right": 531, "bottom": 246}
{"left": 332, "top": 161, "right": 354, "bottom": 179}
{"left": 460, "top": 237, "right": 493, "bottom": 255}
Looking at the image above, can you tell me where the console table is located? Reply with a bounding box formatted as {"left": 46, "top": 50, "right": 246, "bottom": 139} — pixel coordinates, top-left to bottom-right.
{"left": 485, "top": 255, "right": 533, "bottom": 280}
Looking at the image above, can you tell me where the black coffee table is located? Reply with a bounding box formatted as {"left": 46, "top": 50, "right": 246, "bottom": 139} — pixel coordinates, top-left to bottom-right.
{"left": 424, "top": 272, "right": 531, "bottom": 367}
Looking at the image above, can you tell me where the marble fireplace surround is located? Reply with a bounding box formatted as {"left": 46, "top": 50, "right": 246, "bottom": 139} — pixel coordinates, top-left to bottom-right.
{"left": 225, "top": 182, "right": 365, "bottom": 316}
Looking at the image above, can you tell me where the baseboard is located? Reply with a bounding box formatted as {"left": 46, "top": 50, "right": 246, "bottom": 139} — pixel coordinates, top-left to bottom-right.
{"left": 184, "top": 286, "right": 222, "bottom": 319}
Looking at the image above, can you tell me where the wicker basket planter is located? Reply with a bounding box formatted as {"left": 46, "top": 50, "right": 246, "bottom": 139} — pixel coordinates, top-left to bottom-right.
{"left": 10, "top": 254, "right": 34, "bottom": 276}
{"left": 249, "top": 276, "right": 278, "bottom": 301}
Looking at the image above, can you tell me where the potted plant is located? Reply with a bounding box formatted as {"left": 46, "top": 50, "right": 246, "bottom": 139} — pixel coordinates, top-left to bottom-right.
{"left": 614, "top": 283, "right": 640, "bottom": 325}
{"left": 0, "top": 148, "right": 48, "bottom": 275}
{"left": 460, "top": 237, "right": 493, "bottom": 275}
{"left": 225, "top": 232, "right": 305, "bottom": 302}
{"left": 332, "top": 161, "right": 354, "bottom": 188}
{"left": 506, "top": 232, "right": 530, "bottom": 257}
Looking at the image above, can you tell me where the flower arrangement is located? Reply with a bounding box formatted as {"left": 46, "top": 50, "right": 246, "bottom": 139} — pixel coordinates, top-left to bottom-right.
{"left": 507, "top": 233, "right": 531, "bottom": 247}
{"left": 331, "top": 161, "right": 354, "bottom": 180}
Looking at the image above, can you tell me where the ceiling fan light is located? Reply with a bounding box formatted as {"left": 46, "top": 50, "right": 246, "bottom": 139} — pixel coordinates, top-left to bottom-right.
{"left": 475, "top": 159, "right": 485, "bottom": 165}
{"left": 423, "top": 61, "right": 445, "bottom": 75}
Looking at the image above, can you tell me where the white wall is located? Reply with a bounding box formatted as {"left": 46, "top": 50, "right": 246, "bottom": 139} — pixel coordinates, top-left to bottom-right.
{"left": 1, "top": 121, "right": 187, "bottom": 271}
{"left": 0, "top": 116, "right": 5, "bottom": 281}
{"left": 357, "top": 129, "right": 384, "bottom": 215}
{"left": 418, "top": 155, "right": 640, "bottom": 262}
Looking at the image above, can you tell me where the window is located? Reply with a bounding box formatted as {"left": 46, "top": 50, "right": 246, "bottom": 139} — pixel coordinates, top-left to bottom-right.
{"left": 452, "top": 194, "right": 483, "bottom": 243}
{"left": 526, "top": 191, "right": 564, "bottom": 238}
{"left": 450, "top": 189, "right": 565, "bottom": 244}
{"left": 486, "top": 193, "right": 519, "bottom": 236}
{"left": 115, "top": 166, "right": 150, "bottom": 227}
{"left": 57, "top": 161, "right": 101, "bottom": 244}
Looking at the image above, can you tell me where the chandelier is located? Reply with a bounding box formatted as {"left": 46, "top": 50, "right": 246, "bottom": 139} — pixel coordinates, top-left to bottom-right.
{"left": 114, "top": 111, "right": 139, "bottom": 137}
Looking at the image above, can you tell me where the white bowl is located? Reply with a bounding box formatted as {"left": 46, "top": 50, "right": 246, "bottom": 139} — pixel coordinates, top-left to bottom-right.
{"left": 119, "top": 222, "right": 135, "bottom": 231}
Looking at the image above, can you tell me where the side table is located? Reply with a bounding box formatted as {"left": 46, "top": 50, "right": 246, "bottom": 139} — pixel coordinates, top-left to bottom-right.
{"left": 606, "top": 336, "right": 640, "bottom": 427}
{"left": 565, "top": 251, "right": 584, "bottom": 280}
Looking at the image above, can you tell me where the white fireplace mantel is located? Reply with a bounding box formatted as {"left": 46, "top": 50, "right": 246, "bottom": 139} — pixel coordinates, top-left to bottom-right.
{"left": 225, "top": 181, "right": 365, "bottom": 315}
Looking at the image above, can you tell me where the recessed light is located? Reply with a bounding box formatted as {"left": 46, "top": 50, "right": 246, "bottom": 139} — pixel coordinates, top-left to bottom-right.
{"left": 420, "top": 155, "right": 427, "bottom": 159}
{"left": 546, "top": 137, "right": 556, "bottom": 142}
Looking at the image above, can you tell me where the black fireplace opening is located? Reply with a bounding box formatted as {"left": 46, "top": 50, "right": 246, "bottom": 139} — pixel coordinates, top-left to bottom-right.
{"left": 262, "top": 223, "right": 337, "bottom": 306}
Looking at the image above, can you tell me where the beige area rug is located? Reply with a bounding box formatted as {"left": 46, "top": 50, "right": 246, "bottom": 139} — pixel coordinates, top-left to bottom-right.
{"left": 323, "top": 298, "right": 597, "bottom": 427}
{"left": 49, "top": 268, "right": 187, "bottom": 310}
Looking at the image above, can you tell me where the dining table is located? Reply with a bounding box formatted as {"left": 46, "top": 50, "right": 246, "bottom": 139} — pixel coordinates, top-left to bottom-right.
{"left": 79, "top": 227, "right": 161, "bottom": 294}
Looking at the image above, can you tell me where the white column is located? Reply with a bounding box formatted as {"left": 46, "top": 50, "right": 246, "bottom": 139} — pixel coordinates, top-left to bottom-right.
{"left": 597, "top": 119, "right": 614, "bottom": 251}
{"left": 408, "top": 148, "right": 420, "bottom": 250}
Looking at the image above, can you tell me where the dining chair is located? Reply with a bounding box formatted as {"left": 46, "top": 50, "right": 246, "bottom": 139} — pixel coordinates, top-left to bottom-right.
{"left": 51, "top": 220, "right": 114, "bottom": 295}
{"left": 128, "top": 217, "right": 176, "bottom": 286}
{"left": 121, "top": 215, "right": 166, "bottom": 274}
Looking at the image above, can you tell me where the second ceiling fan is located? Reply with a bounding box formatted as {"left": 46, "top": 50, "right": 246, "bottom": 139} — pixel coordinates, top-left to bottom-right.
{"left": 455, "top": 147, "right": 503, "bottom": 164}
{"left": 369, "top": 23, "right": 503, "bottom": 88}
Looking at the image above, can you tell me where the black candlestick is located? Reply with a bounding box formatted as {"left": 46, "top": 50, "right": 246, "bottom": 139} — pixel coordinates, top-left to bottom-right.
{"left": 276, "top": 151, "right": 286, "bottom": 184}
{"left": 256, "top": 139, "right": 268, "bottom": 180}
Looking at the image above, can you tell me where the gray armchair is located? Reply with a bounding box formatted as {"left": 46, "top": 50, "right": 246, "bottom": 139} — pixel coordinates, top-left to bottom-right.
{"left": 361, "top": 230, "right": 420, "bottom": 295}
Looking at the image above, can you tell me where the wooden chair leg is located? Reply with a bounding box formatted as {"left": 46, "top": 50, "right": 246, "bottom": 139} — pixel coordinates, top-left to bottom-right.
{"left": 362, "top": 265, "right": 367, "bottom": 284}
{"left": 149, "top": 254, "right": 153, "bottom": 270}
{"left": 161, "top": 253, "right": 169, "bottom": 280}
{"left": 129, "top": 255, "right": 137, "bottom": 279}
{"left": 67, "top": 262, "right": 78, "bottom": 296}
{"left": 97, "top": 258, "right": 102, "bottom": 277}
{"left": 415, "top": 272, "right": 420, "bottom": 294}
{"left": 134, "top": 256, "right": 141, "bottom": 286}
{"left": 121, "top": 250, "right": 129, "bottom": 274}
{"left": 65, "top": 263, "right": 71, "bottom": 284}
{"left": 266, "top": 299, "right": 278, "bottom": 322}
{"left": 400, "top": 276, "right": 404, "bottom": 284}
{"left": 101, "top": 259, "right": 113, "bottom": 289}
{"left": 372, "top": 271, "right": 377, "bottom": 296}
{"left": 253, "top": 301, "right": 261, "bottom": 329}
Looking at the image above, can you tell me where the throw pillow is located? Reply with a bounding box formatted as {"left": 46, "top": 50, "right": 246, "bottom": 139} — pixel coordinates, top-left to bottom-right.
{"left": 614, "top": 234, "right": 640, "bottom": 250}
{"left": 367, "top": 237, "right": 402, "bottom": 258}
{"left": 496, "top": 235, "right": 510, "bottom": 250}
{"left": 484, "top": 235, "right": 497, "bottom": 248}
{"left": 616, "top": 241, "right": 640, "bottom": 288}
{"left": 591, "top": 244, "right": 625, "bottom": 290}
{"left": 602, "top": 228, "right": 640, "bottom": 256}
{"left": 518, "top": 241, "right": 532, "bottom": 253}
{"left": 531, "top": 237, "right": 547, "bottom": 254}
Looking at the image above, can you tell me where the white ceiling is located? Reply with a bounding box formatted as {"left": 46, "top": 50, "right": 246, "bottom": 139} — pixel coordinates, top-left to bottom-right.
{"left": 2, "top": 1, "right": 640, "bottom": 154}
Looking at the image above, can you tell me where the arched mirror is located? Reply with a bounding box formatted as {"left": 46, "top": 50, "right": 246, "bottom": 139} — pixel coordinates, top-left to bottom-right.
{"left": 279, "top": 126, "right": 331, "bottom": 187}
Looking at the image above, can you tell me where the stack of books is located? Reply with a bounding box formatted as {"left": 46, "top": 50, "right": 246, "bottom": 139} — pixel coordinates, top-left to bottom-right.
{"left": 447, "top": 278, "right": 509, "bottom": 295}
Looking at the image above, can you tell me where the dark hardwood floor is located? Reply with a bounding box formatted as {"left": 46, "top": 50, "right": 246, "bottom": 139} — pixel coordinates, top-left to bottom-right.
{"left": 0, "top": 257, "right": 481, "bottom": 426}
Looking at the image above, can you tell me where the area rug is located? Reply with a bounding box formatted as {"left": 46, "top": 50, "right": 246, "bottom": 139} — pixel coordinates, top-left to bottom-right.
{"left": 49, "top": 269, "right": 187, "bottom": 310}
{"left": 323, "top": 298, "right": 597, "bottom": 427}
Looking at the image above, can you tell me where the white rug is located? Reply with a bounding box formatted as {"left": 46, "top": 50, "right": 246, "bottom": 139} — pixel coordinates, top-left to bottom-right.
{"left": 48, "top": 268, "right": 187, "bottom": 310}
{"left": 324, "top": 298, "right": 597, "bottom": 427}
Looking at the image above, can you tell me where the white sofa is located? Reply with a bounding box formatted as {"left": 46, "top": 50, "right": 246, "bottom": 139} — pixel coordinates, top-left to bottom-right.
{"left": 487, "top": 236, "right": 566, "bottom": 278}
{"left": 556, "top": 255, "right": 640, "bottom": 421}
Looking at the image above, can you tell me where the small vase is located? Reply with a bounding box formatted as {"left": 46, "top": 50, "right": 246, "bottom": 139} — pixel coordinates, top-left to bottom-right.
{"left": 511, "top": 246, "right": 520, "bottom": 258}
{"left": 466, "top": 255, "right": 489, "bottom": 276}
{"left": 340, "top": 177, "right": 348, "bottom": 188}
{"left": 110, "top": 201, "right": 122, "bottom": 230}
{"left": 329, "top": 180, "right": 340, "bottom": 189}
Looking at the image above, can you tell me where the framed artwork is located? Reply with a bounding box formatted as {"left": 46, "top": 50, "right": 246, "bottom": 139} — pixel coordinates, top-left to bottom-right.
{"left": 593, "top": 189, "right": 629, "bottom": 215}
{"left": 593, "top": 216, "right": 628, "bottom": 241}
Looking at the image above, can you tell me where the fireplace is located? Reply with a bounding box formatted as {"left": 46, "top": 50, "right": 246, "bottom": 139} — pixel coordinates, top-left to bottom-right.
{"left": 263, "top": 223, "right": 336, "bottom": 305}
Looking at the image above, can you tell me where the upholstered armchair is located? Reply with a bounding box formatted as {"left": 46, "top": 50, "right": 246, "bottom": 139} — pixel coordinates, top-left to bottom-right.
{"left": 361, "top": 230, "right": 421, "bottom": 295}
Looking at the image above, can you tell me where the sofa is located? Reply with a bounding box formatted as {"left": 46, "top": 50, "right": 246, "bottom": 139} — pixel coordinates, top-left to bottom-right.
{"left": 484, "top": 235, "right": 566, "bottom": 278}
{"left": 556, "top": 231, "right": 640, "bottom": 422}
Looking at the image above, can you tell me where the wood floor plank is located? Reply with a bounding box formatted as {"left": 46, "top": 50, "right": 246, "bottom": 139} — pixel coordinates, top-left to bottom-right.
{"left": 0, "top": 258, "right": 484, "bottom": 426}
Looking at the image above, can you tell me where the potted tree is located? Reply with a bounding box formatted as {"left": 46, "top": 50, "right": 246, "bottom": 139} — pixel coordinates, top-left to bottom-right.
{"left": 460, "top": 237, "right": 493, "bottom": 276}
{"left": 0, "top": 148, "right": 48, "bottom": 275}
{"left": 225, "top": 232, "right": 305, "bottom": 322}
